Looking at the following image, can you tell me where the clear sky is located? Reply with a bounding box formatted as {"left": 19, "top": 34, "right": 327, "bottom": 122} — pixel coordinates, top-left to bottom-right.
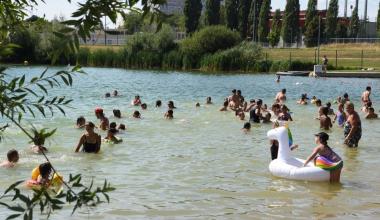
{"left": 31, "top": 0, "right": 379, "bottom": 27}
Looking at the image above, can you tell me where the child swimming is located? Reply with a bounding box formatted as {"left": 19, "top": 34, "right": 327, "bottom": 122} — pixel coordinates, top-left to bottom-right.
{"left": 365, "top": 107, "right": 378, "bottom": 119}
{"left": 141, "top": 103, "right": 147, "bottom": 110}
{"left": 113, "top": 109, "right": 122, "bottom": 118}
{"left": 165, "top": 110, "right": 174, "bottom": 119}
{"left": 104, "top": 128, "right": 122, "bottom": 144}
{"left": 31, "top": 162, "right": 53, "bottom": 186}
{"left": 76, "top": 116, "right": 86, "bottom": 128}
{"left": 133, "top": 111, "right": 141, "bottom": 119}
{"left": 0, "top": 149, "right": 19, "bottom": 168}
{"left": 242, "top": 122, "right": 251, "bottom": 133}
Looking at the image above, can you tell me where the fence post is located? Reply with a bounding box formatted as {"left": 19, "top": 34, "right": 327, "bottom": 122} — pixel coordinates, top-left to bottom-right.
{"left": 361, "top": 50, "right": 364, "bottom": 69}
{"left": 335, "top": 50, "right": 338, "bottom": 69}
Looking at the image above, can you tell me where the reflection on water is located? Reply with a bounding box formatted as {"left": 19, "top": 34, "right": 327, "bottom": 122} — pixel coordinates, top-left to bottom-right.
{"left": 0, "top": 66, "right": 380, "bottom": 219}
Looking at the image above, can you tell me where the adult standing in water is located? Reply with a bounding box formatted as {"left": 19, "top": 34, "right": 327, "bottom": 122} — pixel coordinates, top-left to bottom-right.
{"left": 250, "top": 99, "right": 263, "bottom": 123}
{"left": 75, "top": 122, "right": 101, "bottom": 153}
{"left": 95, "top": 108, "right": 109, "bottom": 131}
{"left": 275, "top": 89, "right": 286, "bottom": 103}
{"left": 361, "top": 86, "right": 371, "bottom": 106}
{"left": 344, "top": 102, "right": 362, "bottom": 148}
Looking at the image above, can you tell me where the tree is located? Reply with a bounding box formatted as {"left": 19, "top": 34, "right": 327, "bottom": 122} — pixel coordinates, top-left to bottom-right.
{"left": 123, "top": 12, "right": 144, "bottom": 34}
{"left": 377, "top": 3, "right": 380, "bottom": 37}
{"left": 205, "top": 0, "right": 221, "bottom": 25}
{"left": 268, "top": 9, "right": 281, "bottom": 47}
{"left": 225, "top": 0, "right": 239, "bottom": 30}
{"left": 349, "top": 5, "right": 360, "bottom": 38}
{"left": 336, "top": 22, "right": 348, "bottom": 38}
{"left": 248, "top": 0, "right": 262, "bottom": 41}
{"left": 238, "top": 0, "right": 252, "bottom": 38}
{"left": 281, "top": 0, "right": 300, "bottom": 45}
{"left": 325, "top": 0, "right": 339, "bottom": 40}
{"left": 184, "top": 0, "right": 203, "bottom": 33}
{"left": 257, "top": 0, "right": 270, "bottom": 43}
{"left": 303, "top": 0, "right": 319, "bottom": 47}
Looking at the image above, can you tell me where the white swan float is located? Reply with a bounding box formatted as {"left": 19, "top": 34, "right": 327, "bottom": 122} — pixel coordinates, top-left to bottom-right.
{"left": 267, "top": 127, "right": 330, "bottom": 181}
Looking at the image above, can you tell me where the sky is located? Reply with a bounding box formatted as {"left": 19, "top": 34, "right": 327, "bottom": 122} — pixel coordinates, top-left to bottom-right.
{"left": 30, "top": 0, "right": 379, "bottom": 28}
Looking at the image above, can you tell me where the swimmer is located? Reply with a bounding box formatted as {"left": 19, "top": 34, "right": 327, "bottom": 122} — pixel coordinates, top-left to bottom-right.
{"left": 133, "top": 110, "right": 141, "bottom": 119}
{"left": 32, "top": 162, "right": 53, "bottom": 186}
{"left": 310, "top": 96, "right": 317, "bottom": 104}
{"left": 0, "top": 149, "right": 19, "bottom": 168}
{"left": 113, "top": 90, "right": 118, "bottom": 97}
{"left": 95, "top": 107, "right": 109, "bottom": 130}
{"left": 242, "top": 122, "right": 251, "bottom": 133}
{"left": 326, "top": 102, "right": 335, "bottom": 115}
{"left": 365, "top": 107, "right": 378, "bottom": 119}
{"left": 206, "top": 97, "right": 213, "bottom": 104}
{"left": 219, "top": 100, "right": 228, "bottom": 111}
{"left": 361, "top": 86, "right": 371, "bottom": 106}
{"left": 249, "top": 99, "right": 263, "bottom": 123}
{"left": 297, "top": 94, "right": 308, "bottom": 105}
{"left": 105, "top": 93, "right": 111, "bottom": 98}
{"left": 113, "top": 109, "right": 121, "bottom": 118}
{"left": 156, "top": 100, "right": 162, "bottom": 107}
{"left": 196, "top": 102, "right": 200, "bottom": 107}
{"left": 333, "top": 103, "right": 346, "bottom": 127}
{"left": 275, "top": 88, "right": 286, "bottom": 103}
{"left": 110, "top": 122, "right": 118, "bottom": 132}
{"left": 315, "top": 99, "right": 322, "bottom": 107}
{"left": 76, "top": 116, "right": 86, "bottom": 128}
{"left": 168, "top": 101, "right": 176, "bottom": 110}
{"left": 319, "top": 107, "right": 332, "bottom": 130}
{"left": 278, "top": 105, "right": 293, "bottom": 121}
{"left": 118, "top": 124, "right": 126, "bottom": 130}
{"left": 303, "top": 132, "right": 343, "bottom": 183}
{"left": 165, "top": 110, "right": 174, "bottom": 119}
{"left": 133, "top": 95, "right": 141, "bottom": 106}
{"left": 104, "top": 128, "right": 122, "bottom": 144}
{"left": 75, "top": 122, "right": 101, "bottom": 153}
{"left": 344, "top": 102, "right": 362, "bottom": 147}
{"left": 141, "top": 103, "right": 147, "bottom": 110}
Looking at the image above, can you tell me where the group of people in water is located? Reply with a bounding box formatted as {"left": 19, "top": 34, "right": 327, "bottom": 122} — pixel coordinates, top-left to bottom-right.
{"left": 0, "top": 84, "right": 377, "bottom": 185}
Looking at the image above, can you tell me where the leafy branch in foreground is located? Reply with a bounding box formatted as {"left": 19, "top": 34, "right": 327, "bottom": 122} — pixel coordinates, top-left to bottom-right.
{"left": 0, "top": 175, "right": 115, "bottom": 220}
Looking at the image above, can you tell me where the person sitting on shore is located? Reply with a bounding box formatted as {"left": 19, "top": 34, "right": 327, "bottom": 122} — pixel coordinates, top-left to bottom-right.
{"left": 319, "top": 107, "right": 332, "bottom": 130}
{"left": 219, "top": 100, "right": 228, "bottom": 111}
{"left": 297, "top": 94, "right": 308, "bottom": 105}
{"left": 275, "top": 88, "right": 287, "bottom": 103}
{"left": 75, "top": 122, "right": 101, "bottom": 153}
{"left": 242, "top": 122, "right": 251, "bottom": 133}
{"left": 365, "top": 107, "right": 378, "bottom": 119}
{"left": 206, "top": 97, "right": 213, "bottom": 104}
{"left": 156, "top": 100, "right": 162, "bottom": 107}
{"left": 113, "top": 109, "right": 121, "bottom": 118}
{"left": 104, "top": 128, "right": 122, "bottom": 144}
{"left": 278, "top": 105, "right": 293, "bottom": 121}
{"left": 76, "top": 116, "right": 86, "bottom": 129}
{"left": 95, "top": 107, "right": 109, "bottom": 131}
{"left": 165, "top": 110, "right": 173, "bottom": 119}
{"left": 303, "top": 132, "right": 343, "bottom": 183}
{"left": 326, "top": 102, "right": 335, "bottom": 115}
{"left": 133, "top": 95, "right": 141, "bottom": 106}
{"left": 133, "top": 111, "right": 141, "bottom": 119}
{"left": 0, "top": 149, "right": 19, "bottom": 168}
{"left": 333, "top": 103, "right": 346, "bottom": 127}
{"left": 118, "top": 123, "right": 126, "bottom": 131}
{"left": 168, "top": 101, "right": 176, "bottom": 110}
{"left": 141, "top": 103, "right": 147, "bottom": 110}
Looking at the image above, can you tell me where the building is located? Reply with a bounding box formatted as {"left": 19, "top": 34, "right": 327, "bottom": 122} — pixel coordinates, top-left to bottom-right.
{"left": 160, "top": 0, "right": 185, "bottom": 15}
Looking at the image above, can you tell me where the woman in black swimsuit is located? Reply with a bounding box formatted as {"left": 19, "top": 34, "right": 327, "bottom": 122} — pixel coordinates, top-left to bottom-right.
{"left": 75, "top": 122, "right": 101, "bottom": 153}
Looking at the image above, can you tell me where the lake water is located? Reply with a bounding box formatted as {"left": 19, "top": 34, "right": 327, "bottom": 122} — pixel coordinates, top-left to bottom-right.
{"left": 1, "top": 66, "right": 380, "bottom": 219}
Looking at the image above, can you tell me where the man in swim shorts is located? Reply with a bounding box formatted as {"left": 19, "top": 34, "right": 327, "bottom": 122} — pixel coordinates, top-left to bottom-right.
{"left": 344, "top": 102, "right": 362, "bottom": 147}
{"left": 275, "top": 89, "right": 286, "bottom": 103}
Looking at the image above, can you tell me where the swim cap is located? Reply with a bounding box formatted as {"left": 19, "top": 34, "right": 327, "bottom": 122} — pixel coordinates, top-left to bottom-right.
{"left": 95, "top": 107, "right": 103, "bottom": 114}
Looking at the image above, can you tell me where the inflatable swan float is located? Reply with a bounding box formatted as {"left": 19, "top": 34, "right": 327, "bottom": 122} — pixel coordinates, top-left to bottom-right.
{"left": 267, "top": 127, "right": 330, "bottom": 181}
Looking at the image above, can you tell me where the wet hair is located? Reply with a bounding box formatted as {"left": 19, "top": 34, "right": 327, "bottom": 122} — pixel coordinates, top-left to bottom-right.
{"left": 196, "top": 102, "right": 200, "bottom": 107}
{"left": 76, "top": 116, "right": 85, "bottom": 125}
{"left": 113, "top": 90, "right": 118, "bottom": 96}
{"left": 141, "top": 103, "right": 147, "bottom": 109}
{"left": 113, "top": 109, "right": 121, "bottom": 118}
{"left": 206, "top": 97, "right": 212, "bottom": 102}
{"left": 256, "top": 99, "right": 263, "bottom": 105}
{"left": 232, "top": 89, "right": 236, "bottom": 94}
{"left": 86, "top": 122, "right": 95, "bottom": 128}
{"left": 118, "top": 124, "right": 126, "bottom": 130}
{"left": 105, "top": 93, "right": 111, "bottom": 98}
{"left": 281, "top": 105, "right": 289, "bottom": 111}
{"left": 133, "top": 111, "right": 141, "bottom": 118}
{"left": 281, "top": 88, "right": 286, "bottom": 94}
{"left": 316, "top": 99, "right": 322, "bottom": 106}
{"left": 39, "top": 162, "right": 52, "bottom": 178}
{"left": 237, "top": 90, "right": 241, "bottom": 95}
{"left": 301, "top": 94, "right": 307, "bottom": 100}
{"left": 168, "top": 101, "right": 175, "bottom": 108}
{"left": 343, "top": 93, "right": 348, "bottom": 98}
{"left": 326, "top": 102, "right": 331, "bottom": 107}
{"left": 108, "top": 128, "right": 118, "bottom": 134}
{"left": 156, "top": 100, "right": 162, "bottom": 107}
{"left": 7, "top": 149, "right": 19, "bottom": 162}
{"left": 368, "top": 107, "right": 375, "bottom": 113}
{"left": 321, "top": 106, "right": 329, "bottom": 116}
{"left": 135, "top": 95, "right": 140, "bottom": 99}
{"left": 243, "top": 122, "right": 251, "bottom": 130}
{"left": 223, "top": 100, "right": 228, "bottom": 107}
{"left": 250, "top": 99, "right": 255, "bottom": 103}
{"left": 110, "top": 122, "right": 117, "bottom": 129}
{"left": 366, "top": 86, "right": 371, "bottom": 91}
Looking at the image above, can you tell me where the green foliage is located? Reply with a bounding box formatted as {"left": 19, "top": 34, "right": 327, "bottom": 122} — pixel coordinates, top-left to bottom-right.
{"left": 303, "top": 0, "right": 319, "bottom": 47}
{"left": 377, "top": 4, "right": 380, "bottom": 37}
{"left": 336, "top": 22, "right": 348, "bottom": 39}
{"left": 123, "top": 11, "right": 144, "bottom": 34}
{"left": 248, "top": 0, "right": 262, "bottom": 41}
{"left": 0, "top": 175, "right": 115, "bottom": 220}
{"left": 325, "top": 0, "right": 338, "bottom": 40}
{"left": 205, "top": 0, "right": 221, "bottom": 25}
{"left": 281, "top": 0, "right": 300, "bottom": 44}
{"left": 180, "top": 25, "right": 241, "bottom": 68}
{"left": 238, "top": 0, "right": 252, "bottom": 38}
{"left": 7, "top": 27, "right": 39, "bottom": 62}
{"left": 349, "top": 5, "right": 360, "bottom": 38}
{"left": 225, "top": 0, "right": 239, "bottom": 30}
{"left": 269, "top": 60, "right": 315, "bottom": 72}
{"left": 268, "top": 9, "right": 281, "bottom": 47}
{"left": 184, "top": 0, "right": 203, "bottom": 34}
{"left": 257, "top": 0, "right": 270, "bottom": 43}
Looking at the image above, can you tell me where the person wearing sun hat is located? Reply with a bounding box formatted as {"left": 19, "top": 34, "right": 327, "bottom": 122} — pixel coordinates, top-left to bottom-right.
{"left": 303, "top": 132, "right": 343, "bottom": 183}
